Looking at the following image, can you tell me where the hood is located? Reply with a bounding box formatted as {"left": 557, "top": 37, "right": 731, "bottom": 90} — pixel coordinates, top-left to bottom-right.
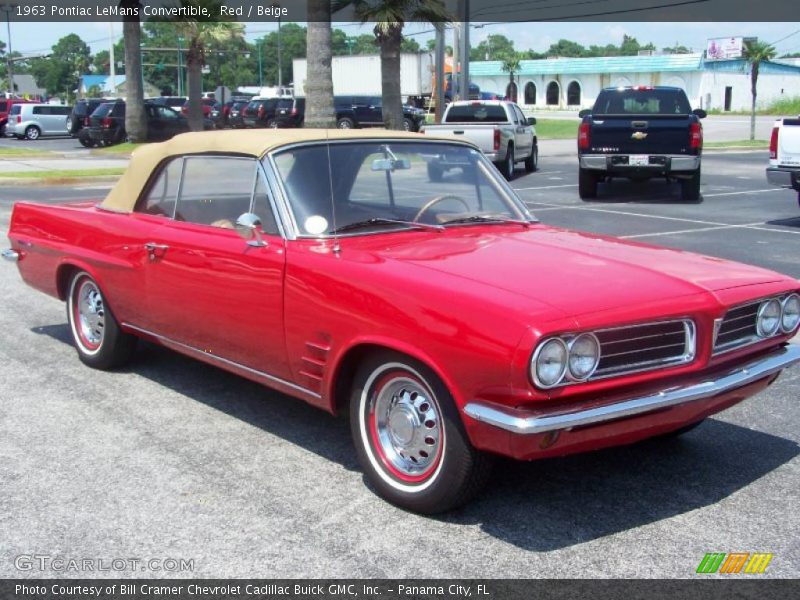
{"left": 357, "top": 225, "right": 787, "bottom": 317}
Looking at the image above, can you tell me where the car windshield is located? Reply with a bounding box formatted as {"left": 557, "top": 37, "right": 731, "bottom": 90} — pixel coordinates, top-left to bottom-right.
{"left": 269, "top": 141, "right": 533, "bottom": 237}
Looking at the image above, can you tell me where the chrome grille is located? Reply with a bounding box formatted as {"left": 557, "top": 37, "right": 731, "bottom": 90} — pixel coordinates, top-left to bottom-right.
{"left": 592, "top": 319, "right": 695, "bottom": 379}
{"left": 713, "top": 301, "right": 761, "bottom": 355}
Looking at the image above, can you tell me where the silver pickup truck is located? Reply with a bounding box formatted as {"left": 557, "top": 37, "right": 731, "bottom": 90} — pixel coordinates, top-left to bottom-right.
{"left": 420, "top": 100, "right": 537, "bottom": 180}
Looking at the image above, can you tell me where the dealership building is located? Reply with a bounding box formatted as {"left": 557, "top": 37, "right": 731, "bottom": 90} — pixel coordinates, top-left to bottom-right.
{"left": 469, "top": 53, "right": 800, "bottom": 112}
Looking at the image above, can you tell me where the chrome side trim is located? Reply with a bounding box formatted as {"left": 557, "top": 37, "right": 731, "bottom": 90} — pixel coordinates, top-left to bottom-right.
{"left": 465, "top": 344, "right": 800, "bottom": 435}
{"left": 122, "top": 323, "right": 321, "bottom": 400}
{"left": 2, "top": 248, "right": 19, "bottom": 262}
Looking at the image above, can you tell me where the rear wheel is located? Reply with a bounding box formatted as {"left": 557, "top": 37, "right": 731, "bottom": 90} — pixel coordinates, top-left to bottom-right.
{"left": 496, "top": 145, "right": 515, "bottom": 180}
{"left": 524, "top": 143, "right": 538, "bottom": 172}
{"left": 66, "top": 271, "right": 137, "bottom": 370}
{"left": 350, "top": 351, "right": 493, "bottom": 514}
{"left": 680, "top": 168, "right": 701, "bottom": 202}
{"left": 578, "top": 167, "right": 598, "bottom": 199}
{"left": 24, "top": 125, "right": 41, "bottom": 140}
{"left": 402, "top": 117, "right": 414, "bottom": 132}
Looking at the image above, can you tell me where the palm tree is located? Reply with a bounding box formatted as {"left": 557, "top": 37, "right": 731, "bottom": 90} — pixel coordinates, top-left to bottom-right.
{"left": 743, "top": 41, "right": 777, "bottom": 141}
{"left": 121, "top": 1, "right": 146, "bottom": 142}
{"left": 305, "top": 0, "right": 336, "bottom": 127}
{"left": 173, "top": 1, "right": 244, "bottom": 131}
{"left": 500, "top": 52, "right": 521, "bottom": 103}
{"left": 340, "top": 0, "right": 451, "bottom": 130}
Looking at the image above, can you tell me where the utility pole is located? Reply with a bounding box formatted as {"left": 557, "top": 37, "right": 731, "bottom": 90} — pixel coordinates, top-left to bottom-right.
{"left": 458, "top": 0, "right": 470, "bottom": 102}
{"left": 273, "top": 2, "right": 282, "bottom": 88}
{"left": 1, "top": 3, "right": 17, "bottom": 95}
{"left": 109, "top": 21, "right": 116, "bottom": 93}
{"left": 452, "top": 24, "right": 459, "bottom": 101}
{"left": 177, "top": 37, "right": 183, "bottom": 96}
{"left": 434, "top": 26, "right": 445, "bottom": 124}
{"left": 257, "top": 40, "right": 263, "bottom": 87}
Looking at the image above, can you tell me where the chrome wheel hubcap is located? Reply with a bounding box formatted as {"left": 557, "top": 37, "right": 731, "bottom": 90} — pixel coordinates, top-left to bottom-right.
{"left": 373, "top": 377, "right": 441, "bottom": 477}
{"left": 77, "top": 281, "right": 105, "bottom": 346}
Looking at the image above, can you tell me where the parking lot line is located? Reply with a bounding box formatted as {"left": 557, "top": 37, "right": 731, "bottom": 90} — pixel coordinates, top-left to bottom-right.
{"left": 621, "top": 223, "right": 764, "bottom": 239}
{"left": 527, "top": 203, "right": 733, "bottom": 227}
{"left": 514, "top": 184, "right": 578, "bottom": 190}
{"left": 702, "top": 188, "right": 782, "bottom": 198}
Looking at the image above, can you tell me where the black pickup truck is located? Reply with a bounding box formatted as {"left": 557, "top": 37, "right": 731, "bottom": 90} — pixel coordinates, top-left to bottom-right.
{"left": 577, "top": 86, "right": 706, "bottom": 201}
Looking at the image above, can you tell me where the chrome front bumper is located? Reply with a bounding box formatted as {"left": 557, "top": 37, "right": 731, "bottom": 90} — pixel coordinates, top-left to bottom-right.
{"left": 464, "top": 344, "right": 800, "bottom": 435}
{"left": 2, "top": 248, "right": 19, "bottom": 262}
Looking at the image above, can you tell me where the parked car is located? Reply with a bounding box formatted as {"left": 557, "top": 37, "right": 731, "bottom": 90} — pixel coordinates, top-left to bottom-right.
{"left": 273, "top": 97, "right": 305, "bottom": 128}
{"left": 148, "top": 96, "right": 188, "bottom": 109}
{"left": 227, "top": 100, "right": 248, "bottom": 128}
{"left": 242, "top": 98, "right": 280, "bottom": 128}
{"left": 0, "top": 97, "right": 35, "bottom": 136}
{"left": 766, "top": 117, "right": 800, "bottom": 207}
{"left": 479, "top": 91, "right": 504, "bottom": 101}
{"left": 333, "top": 95, "right": 426, "bottom": 132}
{"left": 420, "top": 100, "right": 537, "bottom": 180}
{"left": 69, "top": 98, "right": 107, "bottom": 146}
{"left": 577, "top": 86, "right": 706, "bottom": 201}
{"left": 86, "top": 101, "right": 190, "bottom": 146}
{"left": 181, "top": 97, "right": 216, "bottom": 118}
{"left": 5, "top": 103, "right": 72, "bottom": 140}
{"left": 5, "top": 129, "right": 800, "bottom": 513}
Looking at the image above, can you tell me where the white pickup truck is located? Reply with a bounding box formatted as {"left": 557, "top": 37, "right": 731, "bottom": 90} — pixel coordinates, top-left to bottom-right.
{"left": 767, "top": 117, "right": 800, "bottom": 207}
{"left": 420, "top": 100, "right": 537, "bottom": 180}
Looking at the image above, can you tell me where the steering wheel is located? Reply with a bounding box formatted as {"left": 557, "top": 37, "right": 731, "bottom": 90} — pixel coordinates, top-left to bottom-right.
{"left": 413, "top": 195, "right": 470, "bottom": 223}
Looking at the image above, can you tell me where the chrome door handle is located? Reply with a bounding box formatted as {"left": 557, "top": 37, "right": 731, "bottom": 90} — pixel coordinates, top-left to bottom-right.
{"left": 144, "top": 242, "right": 169, "bottom": 260}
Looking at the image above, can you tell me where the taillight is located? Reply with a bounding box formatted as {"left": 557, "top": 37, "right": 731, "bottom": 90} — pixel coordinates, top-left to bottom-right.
{"left": 493, "top": 128, "right": 500, "bottom": 152}
{"left": 84, "top": 116, "right": 90, "bottom": 126}
{"left": 258, "top": 105, "right": 265, "bottom": 118}
{"left": 291, "top": 106, "right": 298, "bottom": 116}
{"left": 578, "top": 122, "right": 590, "bottom": 150}
{"left": 769, "top": 126, "right": 779, "bottom": 160}
{"left": 689, "top": 121, "right": 702, "bottom": 150}
{"left": 102, "top": 116, "right": 112, "bottom": 128}
{"left": 16, "top": 115, "right": 21, "bottom": 124}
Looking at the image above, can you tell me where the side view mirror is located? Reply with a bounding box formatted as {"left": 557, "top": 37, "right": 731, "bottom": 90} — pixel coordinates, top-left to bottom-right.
{"left": 235, "top": 212, "right": 267, "bottom": 247}
{"left": 693, "top": 108, "right": 707, "bottom": 119}
{"left": 527, "top": 117, "right": 536, "bottom": 126}
{"left": 578, "top": 109, "right": 591, "bottom": 118}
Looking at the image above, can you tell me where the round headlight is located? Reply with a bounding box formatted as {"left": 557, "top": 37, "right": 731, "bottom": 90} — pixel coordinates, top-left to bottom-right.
{"left": 756, "top": 299, "right": 781, "bottom": 337}
{"left": 567, "top": 333, "right": 601, "bottom": 381}
{"left": 532, "top": 338, "right": 568, "bottom": 388}
{"left": 781, "top": 293, "right": 800, "bottom": 333}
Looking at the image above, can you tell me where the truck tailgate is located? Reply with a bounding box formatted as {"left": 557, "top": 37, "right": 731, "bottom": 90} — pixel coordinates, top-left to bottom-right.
{"left": 421, "top": 124, "right": 497, "bottom": 153}
{"left": 778, "top": 119, "right": 800, "bottom": 165}
{"left": 589, "top": 115, "right": 693, "bottom": 155}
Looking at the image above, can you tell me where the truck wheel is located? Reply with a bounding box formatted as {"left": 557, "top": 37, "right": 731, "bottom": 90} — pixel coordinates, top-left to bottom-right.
{"left": 578, "top": 167, "right": 598, "bottom": 199}
{"left": 66, "top": 271, "right": 137, "bottom": 370}
{"left": 427, "top": 163, "right": 443, "bottom": 182}
{"left": 24, "top": 125, "right": 41, "bottom": 140}
{"left": 524, "top": 143, "right": 538, "bottom": 173}
{"left": 350, "top": 351, "right": 494, "bottom": 514}
{"left": 337, "top": 117, "right": 355, "bottom": 129}
{"left": 402, "top": 117, "right": 414, "bottom": 132}
{"left": 680, "top": 168, "right": 701, "bottom": 202}
{"left": 497, "top": 145, "right": 515, "bottom": 180}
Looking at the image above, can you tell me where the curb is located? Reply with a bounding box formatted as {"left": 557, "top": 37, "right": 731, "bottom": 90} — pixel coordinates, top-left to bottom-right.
{"left": 0, "top": 175, "right": 121, "bottom": 186}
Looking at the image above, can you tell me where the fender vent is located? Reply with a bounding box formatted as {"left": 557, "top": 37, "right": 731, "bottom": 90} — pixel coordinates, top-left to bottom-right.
{"left": 299, "top": 340, "right": 331, "bottom": 391}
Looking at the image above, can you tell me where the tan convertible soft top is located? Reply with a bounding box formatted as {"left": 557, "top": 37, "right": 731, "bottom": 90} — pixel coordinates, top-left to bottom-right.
{"left": 100, "top": 128, "right": 460, "bottom": 213}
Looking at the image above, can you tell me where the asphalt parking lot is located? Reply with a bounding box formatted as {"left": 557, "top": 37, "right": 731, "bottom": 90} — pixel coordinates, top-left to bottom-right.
{"left": 0, "top": 149, "right": 798, "bottom": 579}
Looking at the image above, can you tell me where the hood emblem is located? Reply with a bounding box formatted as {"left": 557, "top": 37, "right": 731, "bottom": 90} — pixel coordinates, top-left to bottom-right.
{"left": 631, "top": 131, "right": 648, "bottom": 140}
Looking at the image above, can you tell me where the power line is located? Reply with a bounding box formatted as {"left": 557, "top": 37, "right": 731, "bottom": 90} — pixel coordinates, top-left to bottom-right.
{"left": 769, "top": 29, "right": 800, "bottom": 46}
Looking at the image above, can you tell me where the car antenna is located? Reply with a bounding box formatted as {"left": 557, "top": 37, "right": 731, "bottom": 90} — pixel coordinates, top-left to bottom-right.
{"left": 324, "top": 127, "right": 341, "bottom": 254}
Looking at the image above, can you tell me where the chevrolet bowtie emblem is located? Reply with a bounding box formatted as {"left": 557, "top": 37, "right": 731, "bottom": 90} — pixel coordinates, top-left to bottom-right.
{"left": 631, "top": 131, "right": 648, "bottom": 140}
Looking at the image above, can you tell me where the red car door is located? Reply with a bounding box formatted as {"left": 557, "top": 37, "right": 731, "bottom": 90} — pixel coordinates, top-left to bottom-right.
{"left": 136, "top": 155, "right": 290, "bottom": 380}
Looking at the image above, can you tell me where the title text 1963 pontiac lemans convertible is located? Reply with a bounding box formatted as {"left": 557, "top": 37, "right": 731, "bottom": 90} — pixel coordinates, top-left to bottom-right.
{"left": 4, "top": 129, "right": 800, "bottom": 513}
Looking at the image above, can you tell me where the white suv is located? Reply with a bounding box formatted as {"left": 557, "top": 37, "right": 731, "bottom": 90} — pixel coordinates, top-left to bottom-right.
{"left": 6, "top": 103, "right": 72, "bottom": 140}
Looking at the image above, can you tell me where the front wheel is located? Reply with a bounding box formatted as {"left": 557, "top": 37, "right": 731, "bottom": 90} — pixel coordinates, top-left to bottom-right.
{"left": 66, "top": 271, "right": 137, "bottom": 370}
{"left": 524, "top": 143, "right": 538, "bottom": 172}
{"left": 402, "top": 117, "right": 414, "bottom": 132}
{"left": 350, "top": 352, "right": 493, "bottom": 514}
{"left": 337, "top": 117, "right": 355, "bottom": 129}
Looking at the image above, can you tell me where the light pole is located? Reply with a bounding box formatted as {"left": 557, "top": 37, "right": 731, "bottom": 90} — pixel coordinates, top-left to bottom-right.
{"left": 177, "top": 36, "right": 183, "bottom": 96}
{"left": 257, "top": 40, "right": 263, "bottom": 87}
{"left": 272, "top": 2, "right": 282, "bottom": 88}
{"left": 1, "top": 3, "right": 18, "bottom": 95}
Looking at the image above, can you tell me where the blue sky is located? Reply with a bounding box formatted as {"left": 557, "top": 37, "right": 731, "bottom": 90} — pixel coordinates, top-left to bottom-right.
{"left": 8, "top": 21, "right": 800, "bottom": 58}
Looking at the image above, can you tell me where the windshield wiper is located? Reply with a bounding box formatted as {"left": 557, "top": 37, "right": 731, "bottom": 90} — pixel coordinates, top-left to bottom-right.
{"left": 332, "top": 218, "right": 444, "bottom": 234}
{"left": 441, "top": 213, "right": 532, "bottom": 228}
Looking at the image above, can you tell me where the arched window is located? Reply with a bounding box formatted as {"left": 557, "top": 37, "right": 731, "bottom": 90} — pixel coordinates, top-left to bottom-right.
{"left": 524, "top": 82, "right": 536, "bottom": 105}
{"left": 567, "top": 81, "right": 581, "bottom": 106}
{"left": 546, "top": 81, "right": 560, "bottom": 106}
{"left": 506, "top": 81, "right": 518, "bottom": 103}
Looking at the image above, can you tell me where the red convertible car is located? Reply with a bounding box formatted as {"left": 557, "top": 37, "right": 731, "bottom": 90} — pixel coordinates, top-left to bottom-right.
{"left": 4, "top": 129, "right": 800, "bottom": 513}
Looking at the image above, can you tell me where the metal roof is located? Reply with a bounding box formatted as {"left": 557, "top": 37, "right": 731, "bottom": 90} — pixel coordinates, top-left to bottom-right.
{"left": 470, "top": 54, "right": 800, "bottom": 77}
